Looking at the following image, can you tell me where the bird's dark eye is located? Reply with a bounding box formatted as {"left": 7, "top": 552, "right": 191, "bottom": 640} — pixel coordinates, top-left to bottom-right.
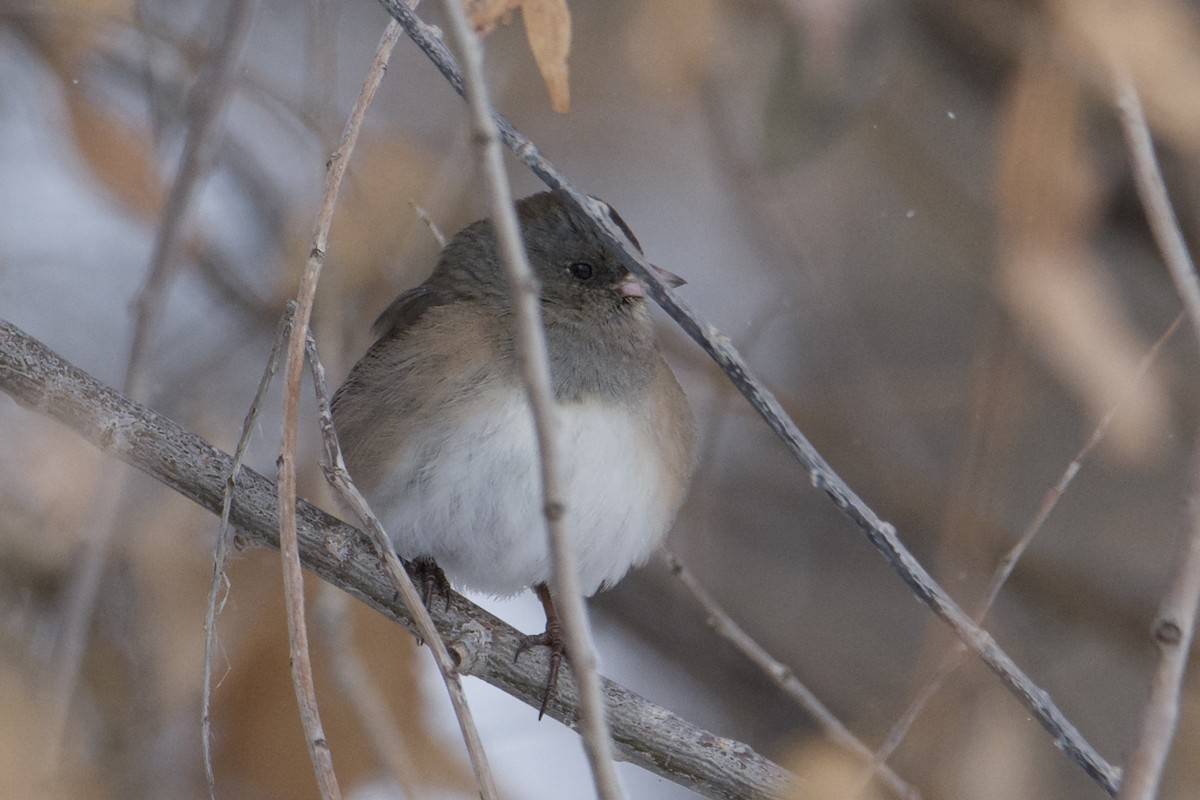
{"left": 568, "top": 262, "right": 594, "bottom": 281}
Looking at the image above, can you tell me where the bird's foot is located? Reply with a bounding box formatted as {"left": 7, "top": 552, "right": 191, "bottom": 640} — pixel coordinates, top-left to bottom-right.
{"left": 515, "top": 626, "right": 565, "bottom": 720}
{"left": 410, "top": 556, "right": 451, "bottom": 612}
{"left": 514, "top": 583, "right": 566, "bottom": 720}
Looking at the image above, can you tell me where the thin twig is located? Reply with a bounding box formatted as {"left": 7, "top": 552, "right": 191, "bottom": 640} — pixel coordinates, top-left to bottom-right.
{"left": 861, "top": 313, "right": 1183, "bottom": 789}
{"left": 1112, "top": 72, "right": 1200, "bottom": 353}
{"left": 276, "top": 20, "right": 414, "bottom": 800}
{"left": 0, "top": 318, "right": 792, "bottom": 800}
{"left": 664, "top": 552, "right": 922, "bottom": 800}
{"left": 45, "top": 0, "right": 256, "bottom": 765}
{"left": 374, "top": 1, "right": 1121, "bottom": 792}
{"left": 278, "top": 393, "right": 341, "bottom": 800}
{"left": 305, "top": 331, "right": 498, "bottom": 800}
{"left": 203, "top": 305, "right": 297, "bottom": 799}
{"left": 438, "top": 1, "right": 625, "bottom": 797}
{"left": 1111, "top": 65, "right": 1200, "bottom": 800}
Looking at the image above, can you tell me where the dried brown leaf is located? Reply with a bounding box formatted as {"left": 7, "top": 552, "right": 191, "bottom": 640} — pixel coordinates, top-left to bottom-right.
{"left": 465, "top": 0, "right": 572, "bottom": 112}
{"left": 64, "top": 90, "right": 165, "bottom": 219}
{"left": 467, "top": 0, "right": 523, "bottom": 35}
{"left": 14, "top": 13, "right": 165, "bottom": 218}
{"left": 782, "top": 739, "right": 887, "bottom": 800}
{"left": 521, "top": 0, "right": 571, "bottom": 113}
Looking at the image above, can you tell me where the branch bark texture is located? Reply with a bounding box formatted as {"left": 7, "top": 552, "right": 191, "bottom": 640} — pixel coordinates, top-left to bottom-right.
{"left": 0, "top": 318, "right": 791, "bottom": 800}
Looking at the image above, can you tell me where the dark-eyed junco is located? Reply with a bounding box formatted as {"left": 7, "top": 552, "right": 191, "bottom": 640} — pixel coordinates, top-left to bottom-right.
{"left": 331, "top": 192, "right": 696, "bottom": 710}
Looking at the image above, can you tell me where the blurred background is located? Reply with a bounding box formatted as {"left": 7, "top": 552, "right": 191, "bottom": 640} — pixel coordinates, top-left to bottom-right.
{"left": 1, "top": 0, "right": 1199, "bottom": 798}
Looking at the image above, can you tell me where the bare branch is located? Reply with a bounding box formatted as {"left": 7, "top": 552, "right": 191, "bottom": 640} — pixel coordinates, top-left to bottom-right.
{"left": 373, "top": 1, "right": 1121, "bottom": 792}
{"left": 438, "top": 0, "right": 623, "bottom": 796}
{"left": 1111, "top": 71, "right": 1200, "bottom": 352}
{"left": 1116, "top": 452, "right": 1200, "bottom": 800}
{"left": 124, "top": 0, "right": 257, "bottom": 397}
{"left": 311, "top": 15, "right": 495, "bottom": 797}
{"left": 0, "top": 318, "right": 793, "bottom": 800}
{"left": 274, "top": 20, "right": 412, "bottom": 799}
{"left": 1111, "top": 65, "right": 1200, "bottom": 800}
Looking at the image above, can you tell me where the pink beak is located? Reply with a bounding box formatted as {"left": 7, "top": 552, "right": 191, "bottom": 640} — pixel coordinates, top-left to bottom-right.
{"left": 618, "top": 265, "right": 686, "bottom": 298}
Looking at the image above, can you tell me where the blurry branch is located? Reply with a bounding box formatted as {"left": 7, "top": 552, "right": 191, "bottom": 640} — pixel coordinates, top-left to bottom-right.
{"left": 46, "top": 0, "right": 256, "bottom": 767}
{"left": 1112, "top": 72, "right": 1200, "bottom": 354}
{"left": 663, "top": 552, "right": 922, "bottom": 800}
{"left": 0, "top": 319, "right": 792, "bottom": 800}
{"left": 440, "top": 0, "right": 622, "bottom": 797}
{"left": 1111, "top": 68, "right": 1200, "bottom": 800}
{"left": 375, "top": 1, "right": 1121, "bottom": 793}
{"left": 864, "top": 313, "right": 1183, "bottom": 787}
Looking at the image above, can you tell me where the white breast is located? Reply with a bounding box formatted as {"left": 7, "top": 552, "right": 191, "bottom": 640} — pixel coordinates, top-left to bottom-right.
{"left": 368, "top": 389, "right": 674, "bottom": 596}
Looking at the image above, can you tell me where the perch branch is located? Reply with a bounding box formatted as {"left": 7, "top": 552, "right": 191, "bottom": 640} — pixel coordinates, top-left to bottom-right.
{"left": 0, "top": 318, "right": 792, "bottom": 800}
{"left": 373, "top": 1, "right": 1120, "bottom": 792}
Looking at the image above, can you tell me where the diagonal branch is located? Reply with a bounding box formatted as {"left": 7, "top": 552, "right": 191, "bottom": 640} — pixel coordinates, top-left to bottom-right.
{"left": 373, "top": 1, "right": 1121, "bottom": 793}
{"left": 0, "top": 318, "right": 792, "bottom": 800}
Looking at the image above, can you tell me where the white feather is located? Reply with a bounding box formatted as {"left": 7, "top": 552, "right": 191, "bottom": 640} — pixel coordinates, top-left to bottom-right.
{"left": 369, "top": 387, "right": 674, "bottom": 596}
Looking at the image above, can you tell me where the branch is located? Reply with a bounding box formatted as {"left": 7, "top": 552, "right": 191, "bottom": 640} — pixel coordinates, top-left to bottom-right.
{"left": 439, "top": 1, "right": 623, "bottom": 796}
{"left": 1111, "top": 65, "right": 1200, "bottom": 800}
{"left": 373, "top": 1, "right": 1121, "bottom": 793}
{"left": 273, "top": 19, "right": 421, "bottom": 799}
{"left": 0, "top": 318, "right": 793, "bottom": 800}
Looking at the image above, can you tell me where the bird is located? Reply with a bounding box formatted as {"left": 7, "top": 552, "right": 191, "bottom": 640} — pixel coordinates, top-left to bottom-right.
{"left": 331, "top": 191, "right": 696, "bottom": 715}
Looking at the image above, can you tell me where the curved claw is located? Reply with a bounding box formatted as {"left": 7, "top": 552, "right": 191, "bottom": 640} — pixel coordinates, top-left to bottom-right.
{"left": 516, "top": 582, "right": 566, "bottom": 719}
{"left": 515, "top": 617, "right": 565, "bottom": 720}
{"left": 411, "top": 557, "right": 451, "bottom": 612}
